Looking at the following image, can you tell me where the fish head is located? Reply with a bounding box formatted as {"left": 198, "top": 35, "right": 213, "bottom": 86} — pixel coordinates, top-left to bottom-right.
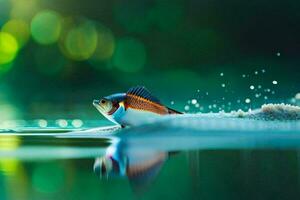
{"left": 93, "top": 98, "right": 113, "bottom": 114}
{"left": 93, "top": 93, "right": 126, "bottom": 124}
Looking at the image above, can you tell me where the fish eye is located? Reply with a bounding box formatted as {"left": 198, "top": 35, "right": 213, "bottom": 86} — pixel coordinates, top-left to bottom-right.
{"left": 101, "top": 99, "right": 106, "bottom": 104}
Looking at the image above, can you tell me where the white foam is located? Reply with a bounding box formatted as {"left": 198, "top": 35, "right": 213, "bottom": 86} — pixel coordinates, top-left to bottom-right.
{"left": 244, "top": 103, "right": 300, "bottom": 121}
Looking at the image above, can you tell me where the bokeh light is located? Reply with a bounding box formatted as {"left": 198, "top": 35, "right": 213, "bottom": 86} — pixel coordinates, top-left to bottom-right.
{"left": 0, "top": 159, "right": 19, "bottom": 176}
{"left": 72, "top": 119, "right": 83, "bottom": 128}
{"left": 10, "top": 0, "right": 39, "bottom": 20}
{"left": 0, "top": 135, "right": 20, "bottom": 150}
{"left": 56, "top": 119, "right": 68, "bottom": 127}
{"left": 37, "top": 119, "right": 47, "bottom": 128}
{"left": 91, "top": 25, "right": 115, "bottom": 61}
{"left": 0, "top": 135, "right": 20, "bottom": 175}
{"left": 2, "top": 19, "right": 30, "bottom": 48}
{"left": 60, "top": 19, "right": 98, "bottom": 61}
{"left": 112, "top": 37, "right": 146, "bottom": 72}
{"left": 0, "top": 32, "right": 18, "bottom": 65}
{"left": 89, "top": 25, "right": 115, "bottom": 69}
{"left": 31, "top": 10, "right": 62, "bottom": 45}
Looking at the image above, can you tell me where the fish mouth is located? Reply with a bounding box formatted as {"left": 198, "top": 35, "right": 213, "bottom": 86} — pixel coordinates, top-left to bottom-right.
{"left": 93, "top": 99, "right": 100, "bottom": 106}
{"left": 93, "top": 100, "right": 105, "bottom": 113}
{"left": 93, "top": 99, "right": 115, "bottom": 115}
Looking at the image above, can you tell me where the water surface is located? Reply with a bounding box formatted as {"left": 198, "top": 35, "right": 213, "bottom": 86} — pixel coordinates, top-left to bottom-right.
{"left": 0, "top": 116, "right": 300, "bottom": 200}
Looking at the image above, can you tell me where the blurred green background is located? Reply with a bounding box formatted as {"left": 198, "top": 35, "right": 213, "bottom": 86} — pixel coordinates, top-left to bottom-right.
{"left": 0, "top": 0, "right": 299, "bottom": 124}
{"left": 0, "top": 1, "right": 300, "bottom": 199}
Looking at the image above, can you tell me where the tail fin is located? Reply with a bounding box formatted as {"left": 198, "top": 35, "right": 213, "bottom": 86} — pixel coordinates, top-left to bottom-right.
{"left": 167, "top": 107, "right": 183, "bottom": 114}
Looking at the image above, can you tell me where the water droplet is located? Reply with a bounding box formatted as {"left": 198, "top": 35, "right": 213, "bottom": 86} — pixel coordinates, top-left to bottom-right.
{"left": 258, "top": 85, "right": 262, "bottom": 89}
{"left": 250, "top": 85, "right": 255, "bottom": 90}
{"left": 264, "top": 96, "right": 268, "bottom": 100}
{"left": 195, "top": 103, "right": 199, "bottom": 108}
{"left": 291, "top": 98, "right": 296, "bottom": 103}
{"left": 221, "top": 83, "right": 226, "bottom": 87}
{"left": 272, "top": 80, "right": 278, "bottom": 85}
{"left": 276, "top": 52, "right": 281, "bottom": 56}
{"left": 184, "top": 105, "right": 190, "bottom": 111}
{"left": 220, "top": 72, "right": 224, "bottom": 76}
{"left": 254, "top": 71, "right": 258, "bottom": 75}
{"left": 245, "top": 98, "right": 251, "bottom": 104}
{"left": 170, "top": 101, "right": 174, "bottom": 105}
{"left": 206, "top": 92, "right": 209, "bottom": 95}
{"left": 191, "top": 99, "right": 197, "bottom": 104}
{"left": 242, "top": 74, "right": 246, "bottom": 78}
{"left": 38, "top": 119, "right": 47, "bottom": 128}
{"left": 261, "top": 69, "right": 266, "bottom": 73}
{"left": 56, "top": 119, "right": 68, "bottom": 128}
{"left": 197, "top": 89, "right": 200, "bottom": 93}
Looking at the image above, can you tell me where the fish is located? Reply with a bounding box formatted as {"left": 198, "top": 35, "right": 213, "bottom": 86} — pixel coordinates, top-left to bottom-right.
{"left": 93, "top": 139, "right": 169, "bottom": 193}
{"left": 94, "top": 150, "right": 168, "bottom": 193}
{"left": 93, "top": 86, "right": 182, "bottom": 127}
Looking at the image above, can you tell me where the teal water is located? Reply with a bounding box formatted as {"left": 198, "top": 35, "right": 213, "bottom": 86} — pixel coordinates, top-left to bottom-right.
{"left": 0, "top": 115, "right": 300, "bottom": 200}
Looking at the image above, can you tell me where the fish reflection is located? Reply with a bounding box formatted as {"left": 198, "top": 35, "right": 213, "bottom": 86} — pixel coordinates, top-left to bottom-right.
{"left": 93, "top": 139, "right": 170, "bottom": 192}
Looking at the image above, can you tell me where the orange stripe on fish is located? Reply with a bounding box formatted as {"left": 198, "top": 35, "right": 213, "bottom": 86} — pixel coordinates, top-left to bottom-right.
{"left": 125, "top": 94, "right": 169, "bottom": 115}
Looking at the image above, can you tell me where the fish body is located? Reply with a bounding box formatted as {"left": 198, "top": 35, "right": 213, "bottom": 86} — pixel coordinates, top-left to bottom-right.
{"left": 93, "top": 140, "right": 168, "bottom": 192}
{"left": 93, "top": 86, "right": 182, "bottom": 127}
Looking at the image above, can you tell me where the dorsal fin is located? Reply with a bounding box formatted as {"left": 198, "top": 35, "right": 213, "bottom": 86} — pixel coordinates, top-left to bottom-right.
{"left": 126, "top": 86, "right": 161, "bottom": 104}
